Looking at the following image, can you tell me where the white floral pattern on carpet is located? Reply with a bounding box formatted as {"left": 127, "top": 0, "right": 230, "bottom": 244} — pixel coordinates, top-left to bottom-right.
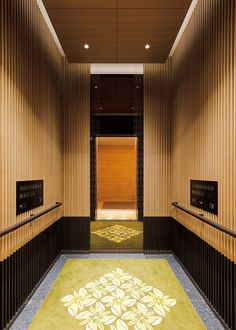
{"left": 61, "top": 268, "right": 176, "bottom": 329}
{"left": 91, "top": 225, "right": 142, "bottom": 243}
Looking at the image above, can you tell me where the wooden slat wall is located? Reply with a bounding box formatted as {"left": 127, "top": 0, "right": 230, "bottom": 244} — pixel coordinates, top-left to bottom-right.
{"left": 144, "top": 62, "right": 171, "bottom": 216}
{"left": 97, "top": 142, "right": 137, "bottom": 203}
{"left": 171, "top": 0, "right": 236, "bottom": 262}
{"left": 0, "top": 0, "right": 63, "bottom": 261}
{"left": 63, "top": 62, "right": 90, "bottom": 216}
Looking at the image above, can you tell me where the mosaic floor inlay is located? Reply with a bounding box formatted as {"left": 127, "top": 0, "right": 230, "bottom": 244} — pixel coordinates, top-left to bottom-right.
{"left": 61, "top": 267, "right": 176, "bottom": 329}
{"left": 91, "top": 225, "right": 142, "bottom": 243}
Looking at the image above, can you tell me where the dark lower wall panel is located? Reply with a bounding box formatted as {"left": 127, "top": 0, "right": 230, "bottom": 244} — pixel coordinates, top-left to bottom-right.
{"left": 172, "top": 220, "right": 236, "bottom": 330}
{"left": 1, "top": 216, "right": 235, "bottom": 329}
{"left": 0, "top": 221, "right": 60, "bottom": 330}
{"left": 144, "top": 216, "right": 236, "bottom": 329}
{"left": 0, "top": 217, "right": 90, "bottom": 329}
{"left": 59, "top": 217, "right": 90, "bottom": 252}
{"left": 143, "top": 217, "right": 172, "bottom": 252}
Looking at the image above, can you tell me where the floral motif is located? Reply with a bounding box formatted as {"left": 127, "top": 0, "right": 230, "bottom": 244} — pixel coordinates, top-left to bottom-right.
{"left": 76, "top": 302, "right": 116, "bottom": 329}
{"left": 61, "top": 268, "right": 177, "bottom": 329}
{"left": 85, "top": 277, "right": 110, "bottom": 299}
{"left": 141, "top": 288, "right": 176, "bottom": 316}
{"left": 103, "top": 268, "right": 132, "bottom": 286}
{"left": 101, "top": 288, "right": 136, "bottom": 316}
{"left": 91, "top": 225, "right": 142, "bottom": 244}
{"left": 122, "top": 302, "right": 163, "bottom": 330}
{"left": 60, "top": 288, "right": 96, "bottom": 316}
{"left": 110, "top": 319, "right": 128, "bottom": 330}
{"left": 121, "top": 277, "right": 153, "bottom": 299}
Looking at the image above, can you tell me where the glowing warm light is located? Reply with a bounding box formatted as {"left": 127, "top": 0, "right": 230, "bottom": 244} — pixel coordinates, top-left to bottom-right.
{"left": 96, "top": 209, "right": 137, "bottom": 220}
{"left": 145, "top": 44, "right": 150, "bottom": 49}
{"left": 84, "top": 44, "right": 90, "bottom": 49}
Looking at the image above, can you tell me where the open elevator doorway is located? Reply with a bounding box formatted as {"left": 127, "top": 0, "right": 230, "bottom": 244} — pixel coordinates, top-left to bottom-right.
{"left": 96, "top": 136, "right": 138, "bottom": 221}
{"left": 90, "top": 71, "right": 143, "bottom": 251}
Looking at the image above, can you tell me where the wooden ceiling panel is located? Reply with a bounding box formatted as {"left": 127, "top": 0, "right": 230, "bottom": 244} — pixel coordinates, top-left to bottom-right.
{"left": 118, "top": 0, "right": 192, "bottom": 9}
{"left": 47, "top": 9, "right": 117, "bottom": 62}
{"left": 43, "top": 1, "right": 192, "bottom": 62}
{"left": 43, "top": 0, "right": 117, "bottom": 9}
{"left": 117, "top": 9, "right": 187, "bottom": 62}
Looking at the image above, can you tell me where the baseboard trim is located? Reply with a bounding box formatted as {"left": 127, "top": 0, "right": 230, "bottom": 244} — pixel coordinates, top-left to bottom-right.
{"left": 90, "top": 249, "right": 144, "bottom": 254}
{"left": 62, "top": 250, "right": 90, "bottom": 254}
{"left": 143, "top": 250, "right": 172, "bottom": 254}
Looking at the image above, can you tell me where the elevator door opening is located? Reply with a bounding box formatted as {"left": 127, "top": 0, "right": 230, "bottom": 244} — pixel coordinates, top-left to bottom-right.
{"left": 96, "top": 137, "right": 138, "bottom": 220}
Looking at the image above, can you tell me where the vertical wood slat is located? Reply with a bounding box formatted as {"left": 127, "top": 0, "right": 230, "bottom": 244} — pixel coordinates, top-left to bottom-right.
{"left": 171, "top": 0, "right": 236, "bottom": 263}
{"left": 144, "top": 61, "right": 171, "bottom": 217}
{"left": 63, "top": 62, "right": 90, "bottom": 217}
{"left": 0, "top": 0, "right": 63, "bottom": 261}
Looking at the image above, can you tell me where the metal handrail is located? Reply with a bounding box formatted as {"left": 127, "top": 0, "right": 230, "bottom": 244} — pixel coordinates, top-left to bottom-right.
{"left": 0, "top": 202, "right": 62, "bottom": 238}
{"left": 172, "top": 202, "right": 236, "bottom": 239}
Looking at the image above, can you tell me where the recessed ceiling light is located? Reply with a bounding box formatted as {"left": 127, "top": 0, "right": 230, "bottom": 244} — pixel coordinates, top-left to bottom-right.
{"left": 136, "top": 85, "right": 140, "bottom": 89}
{"left": 94, "top": 85, "right": 98, "bottom": 89}
{"left": 84, "top": 44, "right": 89, "bottom": 49}
{"left": 99, "top": 107, "right": 103, "bottom": 110}
{"left": 145, "top": 44, "right": 150, "bottom": 49}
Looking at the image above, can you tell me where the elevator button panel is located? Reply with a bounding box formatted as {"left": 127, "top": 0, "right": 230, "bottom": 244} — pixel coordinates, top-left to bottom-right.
{"left": 190, "top": 180, "right": 218, "bottom": 215}
{"left": 16, "top": 180, "right": 44, "bottom": 215}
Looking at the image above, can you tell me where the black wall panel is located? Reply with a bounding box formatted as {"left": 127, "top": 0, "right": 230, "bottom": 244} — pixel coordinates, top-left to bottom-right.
{"left": 0, "top": 217, "right": 90, "bottom": 329}
{"left": 1, "top": 222, "right": 60, "bottom": 329}
{"left": 144, "top": 217, "right": 236, "bottom": 330}
{"left": 60, "top": 217, "right": 90, "bottom": 252}
{"left": 143, "top": 217, "right": 172, "bottom": 252}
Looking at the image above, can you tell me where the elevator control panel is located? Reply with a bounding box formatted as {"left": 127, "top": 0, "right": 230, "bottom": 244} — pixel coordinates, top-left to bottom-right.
{"left": 16, "top": 180, "right": 44, "bottom": 215}
{"left": 190, "top": 180, "right": 218, "bottom": 215}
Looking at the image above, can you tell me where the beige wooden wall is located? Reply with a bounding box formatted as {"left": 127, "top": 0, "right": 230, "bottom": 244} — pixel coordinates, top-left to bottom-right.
{"left": 144, "top": 62, "right": 171, "bottom": 216}
{"left": 63, "top": 62, "right": 90, "bottom": 216}
{"left": 0, "top": 0, "right": 63, "bottom": 260}
{"left": 171, "top": 0, "right": 236, "bottom": 262}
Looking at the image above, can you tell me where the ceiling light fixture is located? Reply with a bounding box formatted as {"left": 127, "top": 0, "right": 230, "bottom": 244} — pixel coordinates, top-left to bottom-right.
{"left": 84, "top": 44, "right": 89, "bottom": 49}
{"left": 145, "top": 44, "right": 150, "bottom": 49}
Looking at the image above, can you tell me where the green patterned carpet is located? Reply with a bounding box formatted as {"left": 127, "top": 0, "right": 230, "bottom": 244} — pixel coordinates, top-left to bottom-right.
{"left": 91, "top": 221, "right": 143, "bottom": 250}
{"left": 30, "top": 259, "right": 205, "bottom": 329}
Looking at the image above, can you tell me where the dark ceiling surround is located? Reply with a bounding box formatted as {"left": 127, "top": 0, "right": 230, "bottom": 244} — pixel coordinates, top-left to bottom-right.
{"left": 43, "top": 0, "right": 192, "bottom": 63}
